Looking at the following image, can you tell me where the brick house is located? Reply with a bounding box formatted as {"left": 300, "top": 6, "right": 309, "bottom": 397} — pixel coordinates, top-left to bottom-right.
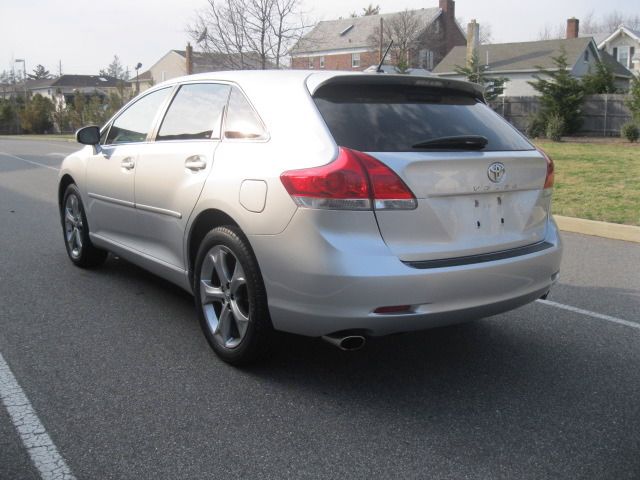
{"left": 289, "top": 0, "right": 465, "bottom": 71}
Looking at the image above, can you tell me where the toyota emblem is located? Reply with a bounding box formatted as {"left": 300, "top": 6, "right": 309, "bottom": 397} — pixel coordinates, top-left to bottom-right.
{"left": 487, "top": 162, "right": 506, "bottom": 183}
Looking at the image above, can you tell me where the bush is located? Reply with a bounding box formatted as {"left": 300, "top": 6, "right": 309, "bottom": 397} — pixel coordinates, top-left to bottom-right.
{"left": 526, "top": 114, "right": 546, "bottom": 138}
{"left": 621, "top": 122, "right": 639, "bottom": 142}
{"left": 627, "top": 76, "right": 640, "bottom": 123}
{"left": 545, "top": 114, "right": 564, "bottom": 142}
{"left": 19, "top": 94, "right": 54, "bottom": 134}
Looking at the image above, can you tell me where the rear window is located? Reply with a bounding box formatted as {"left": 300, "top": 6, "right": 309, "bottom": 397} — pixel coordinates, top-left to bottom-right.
{"left": 313, "top": 83, "right": 533, "bottom": 152}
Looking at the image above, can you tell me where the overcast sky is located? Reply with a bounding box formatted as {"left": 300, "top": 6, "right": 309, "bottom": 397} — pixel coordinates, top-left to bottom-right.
{"left": 1, "top": 0, "right": 637, "bottom": 77}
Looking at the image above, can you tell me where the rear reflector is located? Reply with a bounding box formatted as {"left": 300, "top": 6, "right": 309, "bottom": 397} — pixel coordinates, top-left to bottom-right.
{"left": 280, "top": 147, "right": 417, "bottom": 211}
{"left": 373, "top": 305, "right": 412, "bottom": 314}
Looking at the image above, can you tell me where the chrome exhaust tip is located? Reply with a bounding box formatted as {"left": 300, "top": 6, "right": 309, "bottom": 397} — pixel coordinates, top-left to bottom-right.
{"left": 321, "top": 334, "right": 366, "bottom": 351}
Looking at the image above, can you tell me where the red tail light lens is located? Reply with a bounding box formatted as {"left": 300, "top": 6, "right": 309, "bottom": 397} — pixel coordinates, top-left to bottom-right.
{"left": 539, "top": 148, "right": 555, "bottom": 189}
{"left": 280, "top": 147, "right": 417, "bottom": 211}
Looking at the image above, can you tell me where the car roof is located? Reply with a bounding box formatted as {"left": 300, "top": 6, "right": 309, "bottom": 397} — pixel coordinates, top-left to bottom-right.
{"left": 151, "top": 70, "right": 485, "bottom": 99}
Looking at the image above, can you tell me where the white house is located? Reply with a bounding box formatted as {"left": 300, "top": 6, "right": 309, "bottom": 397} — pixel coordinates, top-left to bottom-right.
{"left": 27, "top": 75, "right": 123, "bottom": 108}
{"left": 433, "top": 19, "right": 634, "bottom": 96}
{"left": 597, "top": 25, "right": 640, "bottom": 77}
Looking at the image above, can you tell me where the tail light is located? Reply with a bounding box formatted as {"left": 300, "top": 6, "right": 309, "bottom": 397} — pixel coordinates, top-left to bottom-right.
{"left": 280, "top": 147, "right": 417, "bottom": 211}
{"left": 539, "top": 148, "right": 554, "bottom": 189}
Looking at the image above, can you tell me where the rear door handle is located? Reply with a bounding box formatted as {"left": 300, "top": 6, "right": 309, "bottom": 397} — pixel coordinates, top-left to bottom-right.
{"left": 185, "top": 156, "right": 207, "bottom": 171}
{"left": 121, "top": 157, "right": 135, "bottom": 170}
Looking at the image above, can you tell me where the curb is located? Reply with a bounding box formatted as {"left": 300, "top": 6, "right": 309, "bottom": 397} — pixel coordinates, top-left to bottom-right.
{"left": 554, "top": 215, "right": 640, "bottom": 244}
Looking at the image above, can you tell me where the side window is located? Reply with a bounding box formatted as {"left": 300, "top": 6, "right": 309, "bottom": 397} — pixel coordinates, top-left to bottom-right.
{"left": 106, "top": 88, "right": 171, "bottom": 145}
{"left": 157, "top": 83, "right": 230, "bottom": 141}
{"left": 224, "top": 87, "right": 267, "bottom": 140}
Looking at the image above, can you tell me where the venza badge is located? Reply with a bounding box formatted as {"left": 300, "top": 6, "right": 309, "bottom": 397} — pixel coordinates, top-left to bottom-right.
{"left": 487, "top": 162, "right": 506, "bottom": 183}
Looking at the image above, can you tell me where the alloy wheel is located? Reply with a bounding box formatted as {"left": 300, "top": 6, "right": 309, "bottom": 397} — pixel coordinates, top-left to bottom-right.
{"left": 199, "top": 245, "right": 250, "bottom": 349}
{"left": 64, "top": 194, "right": 84, "bottom": 259}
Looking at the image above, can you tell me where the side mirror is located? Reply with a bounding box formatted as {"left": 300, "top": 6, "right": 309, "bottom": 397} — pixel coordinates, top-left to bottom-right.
{"left": 76, "top": 126, "right": 101, "bottom": 145}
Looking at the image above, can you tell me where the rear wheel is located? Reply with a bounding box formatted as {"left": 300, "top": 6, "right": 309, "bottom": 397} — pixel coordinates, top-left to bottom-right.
{"left": 61, "top": 184, "right": 107, "bottom": 268}
{"left": 194, "top": 226, "right": 272, "bottom": 365}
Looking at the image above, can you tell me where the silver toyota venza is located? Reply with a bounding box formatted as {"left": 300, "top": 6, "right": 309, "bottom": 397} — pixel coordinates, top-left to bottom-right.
{"left": 58, "top": 71, "right": 562, "bottom": 364}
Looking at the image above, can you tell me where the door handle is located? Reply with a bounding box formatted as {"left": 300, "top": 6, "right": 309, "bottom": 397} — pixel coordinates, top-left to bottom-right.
{"left": 185, "top": 156, "right": 207, "bottom": 171}
{"left": 121, "top": 158, "right": 135, "bottom": 170}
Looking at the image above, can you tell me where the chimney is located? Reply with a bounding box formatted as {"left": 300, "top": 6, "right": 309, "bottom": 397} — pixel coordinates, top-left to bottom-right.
{"left": 186, "top": 42, "right": 193, "bottom": 75}
{"left": 466, "top": 20, "right": 480, "bottom": 67}
{"left": 439, "top": 0, "right": 456, "bottom": 56}
{"left": 566, "top": 18, "right": 579, "bottom": 39}
{"left": 439, "top": 0, "right": 455, "bottom": 18}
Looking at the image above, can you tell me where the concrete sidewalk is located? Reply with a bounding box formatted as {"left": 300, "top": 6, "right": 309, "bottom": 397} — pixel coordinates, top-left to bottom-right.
{"left": 555, "top": 215, "right": 640, "bottom": 243}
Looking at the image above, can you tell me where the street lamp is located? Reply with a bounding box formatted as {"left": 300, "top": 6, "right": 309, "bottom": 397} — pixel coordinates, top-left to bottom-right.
{"left": 15, "top": 59, "right": 27, "bottom": 100}
{"left": 135, "top": 62, "right": 142, "bottom": 95}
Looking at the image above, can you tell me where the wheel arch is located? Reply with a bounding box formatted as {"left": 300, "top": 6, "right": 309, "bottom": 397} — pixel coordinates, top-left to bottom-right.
{"left": 187, "top": 208, "right": 242, "bottom": 286}
{"left": 58, "top": 174, "right": 76, "bottom": 212}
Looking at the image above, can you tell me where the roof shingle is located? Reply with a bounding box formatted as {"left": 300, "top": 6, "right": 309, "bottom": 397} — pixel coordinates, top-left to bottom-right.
{"left": 433, "top": 37, "right": 595, "bottom": 74}
{"left": 290, "top": 8, "right": 442, "bottom": 55}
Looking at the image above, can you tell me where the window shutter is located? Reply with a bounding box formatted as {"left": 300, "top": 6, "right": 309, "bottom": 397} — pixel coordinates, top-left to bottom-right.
{"left": 613, "top": 47, "right": 618, "bottom": 60}
{"left": 631, "top": 47, "right": 636, "bottom": 68}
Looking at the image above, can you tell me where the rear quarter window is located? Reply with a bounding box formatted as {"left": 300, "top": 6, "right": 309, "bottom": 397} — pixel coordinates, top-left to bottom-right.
{"left": 223, "top": 87, "right": 267, "bottom": 140}
{"left": 313, "top": 83, "right": 533, "bottom": 152}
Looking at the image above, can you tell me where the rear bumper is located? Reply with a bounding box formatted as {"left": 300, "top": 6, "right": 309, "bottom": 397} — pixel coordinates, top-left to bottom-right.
{"left": 249, "top": 210, "right": 562, "bottom": 337}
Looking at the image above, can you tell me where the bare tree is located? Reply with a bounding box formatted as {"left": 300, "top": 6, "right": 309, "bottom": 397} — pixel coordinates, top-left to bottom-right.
{"left": 537, "top": 23, "right": 565, "bottom": 40}
{"left": 579, "top": 11, "right": 599, "bottom": 34}
{"left": 457, "top": 18, "right": 494, "bottom": 44}
{"left": 599, "top": 11, "right": 640, "bottom": 32}
{"left": 369, "top": 9, "right": 426, "bottom": 70}
{"left": 189, "top": 0, "right": 309, "bottom": 70}
{"left": 539, "top": 10, "right": 640, "bottom": 40}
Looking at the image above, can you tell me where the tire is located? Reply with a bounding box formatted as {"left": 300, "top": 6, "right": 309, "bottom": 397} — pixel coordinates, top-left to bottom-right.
{"left": 194, "top": 226, "right": 272, "bottom": 365}
{"left": 61, "top": 184, "right": 108, "bottom": 268}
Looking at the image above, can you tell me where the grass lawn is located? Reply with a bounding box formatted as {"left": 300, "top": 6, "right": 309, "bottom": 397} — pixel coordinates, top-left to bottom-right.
{"left": 535, "top": 140, "right": 640, "bottom": 226}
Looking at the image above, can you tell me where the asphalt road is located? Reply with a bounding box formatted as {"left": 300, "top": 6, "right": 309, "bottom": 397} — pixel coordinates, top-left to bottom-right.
{"left": 1, "top": 137, "right": 639, "bottom": 480}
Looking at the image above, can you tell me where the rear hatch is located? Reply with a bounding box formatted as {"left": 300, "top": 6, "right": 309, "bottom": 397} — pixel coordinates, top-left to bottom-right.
{"left": 312, "top": 76, "right": 551, "bottom": 262}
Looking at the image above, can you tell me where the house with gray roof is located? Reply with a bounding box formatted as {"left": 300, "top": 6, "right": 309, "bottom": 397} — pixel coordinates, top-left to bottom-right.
{"left": 434, "top": 19, "right": 634, "bottom": 96}
{"left": 134, "top": 44, "right": 271, "bottom": 93}
{"left": 290, "top": 0, "right": 465, "bottom": 72}
{"left": 27, "top": 75, "right": 124, "bottom": 107}
{"left": 597, "top": 25, "right": 640, "bottom": 77}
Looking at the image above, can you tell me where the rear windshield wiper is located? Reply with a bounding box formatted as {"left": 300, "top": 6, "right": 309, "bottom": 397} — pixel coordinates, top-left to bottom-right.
{"left": 412, "top": 135, "right": 488, "bottom": 150}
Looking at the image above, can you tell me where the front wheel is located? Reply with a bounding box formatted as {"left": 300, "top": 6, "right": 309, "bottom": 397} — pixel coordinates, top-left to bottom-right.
{"left": 61, "top": 184, "right": 108, "bottom": 268}
{"left": 194, "top": 226, "right": 272, "bottom": 365}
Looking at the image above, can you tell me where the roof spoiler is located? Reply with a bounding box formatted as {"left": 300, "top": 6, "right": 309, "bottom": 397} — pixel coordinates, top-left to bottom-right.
{"left": 307, "top": 74, "right": 486, "bottom": 102}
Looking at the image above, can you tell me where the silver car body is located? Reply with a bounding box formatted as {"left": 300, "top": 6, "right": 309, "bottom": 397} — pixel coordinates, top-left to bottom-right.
{"left": 58, "top": 70, "right": 562, "bottom": 337}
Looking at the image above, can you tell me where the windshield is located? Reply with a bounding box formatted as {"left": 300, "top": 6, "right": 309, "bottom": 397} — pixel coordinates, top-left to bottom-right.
{"left": 313, "top": 83, "right": 534, "bottom": 152}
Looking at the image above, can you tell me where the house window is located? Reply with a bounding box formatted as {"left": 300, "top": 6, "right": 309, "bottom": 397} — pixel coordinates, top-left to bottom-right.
{"left": 320, "top": 56, "right": 325, "bottom": 69}
{"left": 352, "top": 53, "right": 361, "bottom": 68}
{"left": 308, "top": 57, "right": 314, "bottom": 69}
{"left": 618, "top": 46, "right": 631, "bottom": 69}
{"left": 419, "top": 49, "right": 435, "bottom": 70}
{"left": 584, "top": 50, "right": 589, "bottom": 63}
